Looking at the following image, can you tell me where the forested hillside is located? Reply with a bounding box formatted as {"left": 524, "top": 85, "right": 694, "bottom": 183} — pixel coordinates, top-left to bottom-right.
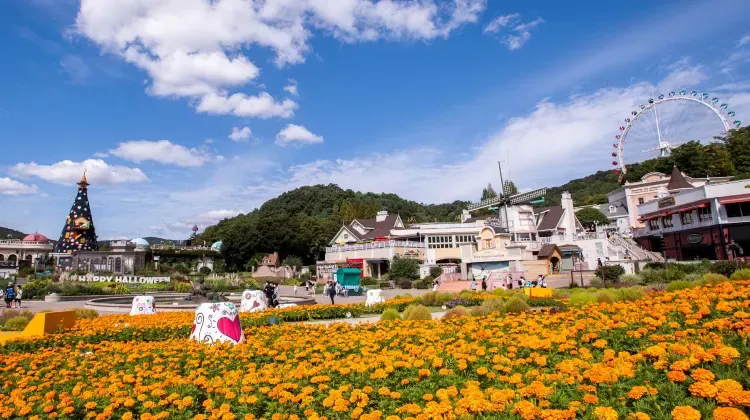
{"left": 198, "top": 127, "right": 750, "bottom": 270}
{"left": 0, "top": 227, "right": 25, "bottom": 239}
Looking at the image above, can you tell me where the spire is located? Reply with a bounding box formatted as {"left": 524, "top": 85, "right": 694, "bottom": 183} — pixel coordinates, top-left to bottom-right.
{"left": 666, "top": 165, "right": 693, "bottom": 192}
{"left": 78, "top": 170, "right": 89, "bottom": 188}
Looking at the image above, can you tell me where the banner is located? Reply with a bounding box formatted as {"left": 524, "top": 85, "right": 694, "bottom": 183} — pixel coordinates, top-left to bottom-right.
{"left": 471, "top": 261, "right": 510, "bottom": 280}
{"left": 75, "top": 274, "right": 171, "bottom": 283}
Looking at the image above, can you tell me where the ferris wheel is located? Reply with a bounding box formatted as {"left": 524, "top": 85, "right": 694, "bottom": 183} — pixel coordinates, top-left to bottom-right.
{"left": 611, "top": 90, "right": 741, "bottom": 179}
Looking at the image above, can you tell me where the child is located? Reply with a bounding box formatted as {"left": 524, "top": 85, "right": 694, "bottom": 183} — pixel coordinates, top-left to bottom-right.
{"left": 293, "top": 285, "right": 298, "bottom": 295}
{"left": 14, "top": 285, "right": 22, "bottom": 308}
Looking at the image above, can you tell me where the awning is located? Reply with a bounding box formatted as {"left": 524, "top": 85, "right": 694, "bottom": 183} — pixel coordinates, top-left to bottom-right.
{"left": 366, "top": 259, "right": 388, "bottom": 263}
{"left": 720, "top": 195, "right": 750, "bottom": 205}
{"left": 640, "top": 201, "right": 708, "bottom": 219}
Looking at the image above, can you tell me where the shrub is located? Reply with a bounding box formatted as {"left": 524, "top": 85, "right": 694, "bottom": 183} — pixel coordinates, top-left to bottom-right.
{"left": 243, "top": 278, "right": 261, "bottom": 290}
{"left": 21, "top": 279, "right": 54, "bottom": 299}
{"left": 403, "top": 305, "right": 432, "bottom": 321}
{"left": 480, "top": 298, "right": 505, "bottom": 313}
{"left": 639, "top": 268, "right": 685, "bottom": 284}
{"left": 644, "top": 262, "right": 666, "bottom": 270}
{"left": 199, "top": 267, "right": 212, "bottom": 275}
{"left": 589, "top": 277, "right": 605, "bottom": 288}
{"left": 594, "top": 265, "right": 625, "bottom": 282}
{"left": 389, "top": 256, "right": 420, "bottom": 280}
{"left": 528, "top": 298, "right": 564, "bottom": 308}
{"left": 615, "top": 287, "right": 646, "bottom": 302}
{"left": 647, "top": 283, "right": 667, "bottom": 292}
{"left": 393, "top": 293, "right": 413, "bottom": 299}
{"left": 458, "top": 291, "right": 476, "bottom": 300}
{"left": 74, "top": 308, "right": 99, "bottom": 319}
{"left": 503, "top": 297, "right": 530, "bottom": 314}
{"left": 491, "top": 288, "right": 507, "bottom": 296}
{"left": 379, "top": 308, "right": 401, "bottom": 321}
{"left": 620, "top": 274, "right": 644, "bottom": 285}
{"left": 470, "top": 305, "right": 493, "bottom": 317}
{"left": 0, "top": 309, "right": 34, "bottom": 326}
{"left": 429, "top": 266, "right": 443, "bottom": 279}
{"left": 595, "top": 291, "right": 615, "bottom": 304}
{"left": 398, "top": 279, "right": 413, "bottom": 289}
{"left": 701, "top": 273, "right": 729, "bottom": 285}
{"left": 3, "top": 316, "right": 30, "bottom": 331}
{"left": 171, "top": 281, "right": 191, "bottom": 293}
{"left": 683, "top": 273, "right": 703, "bottom": 282}
{"left": 413, "top": 278, "right": 431, "bottom": 290}
{"left": 666, "top": 281, "right": 696, "bottom": 292}
{"left": 361, "top": 277, "right": 378, "bottom": 286}
{"left": 710, "top": 261, "right": 748, "bottom": 277}
{"left": 422, "top": 292, "right": 455, "bottom": 307}
{"left": 730, "top": 268, "right": 750, "bottom": 280}
{"left": 443, "top": 306, "right": 469, "bottom": 319}
{"left": 114, "top": 284, "right": 130, "bottom": 295}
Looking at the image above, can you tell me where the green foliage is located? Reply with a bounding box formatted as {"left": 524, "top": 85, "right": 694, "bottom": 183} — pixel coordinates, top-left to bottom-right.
{"left": 701, "top": 273, "right": 730, "bottom": 285}
{"left": 480, "top": 298, "right": 506, "bottom": 313}
{"left": 481, "top": 183, "right": 497, "bottom": 201}
{"left": 3, "top": 316, "right": 30, "bottom": 331}
{"left": 282, "top": 255, "right": 304, "bottom": 271}
{"left": 503, "top": 297, "right": 530, "bottom": 314}
{"left": 666, "top": 281, "right": 697, "bottom": 292}
{"left": 614, "top": 287, "right": 646, "bottom": 302}
{"left": 422, "top": 292, "right": 455, "bottom": 307}
{"left": 413, "top": 278, "right": 431, "bottom": 289}
{"left": 389, "top": 256, "right": 420, "bottom": 281}
{"left": 361, "top": 277, "right": 378, "bottom": 286}
{"left": 569, "top": 292, "right": 597, "bottom": 306}
{"left": 619, "top": 274, "right": 644, "bottom": 285}
{"left": 576, "top": 207, "right": 610, "bottom": 229}
{"left": 379, "top": 308, "right": 401, "bottom": 321}
{"left": 0, "top": 309, "right": 34, "bottom": 326}
{"left": 443, "top": 306, "right": 470, "bottom": 319}
{"left": 398, "top": 279, "right": 413, "bottom": 289}
{"left": 74, "top": 308, "right": 100, "bottom": 319}
{"left": 594, "top": 265, "right": 625, "bottom": 282}
{"left": 595, "top": 291, "right": 615, "bottom": 303}
{"left": 730, "top": 268, "right": 750, "bottom": 280}
{"left": 113, "top": 284, "right": 130, "bottom": 295}
{"left": 171, "top": 281, "right": 191, "bottom": 293}
{"left": 403, "top": 305, "right": 432, "bottom": 321}
{"left": 199, "top": 267, "right": 212, "bottom": 275}
{"left": 429, "top": 266, "right": 443, "bottom": 279}
{"left": 639, "top": 267, "right": 686, "bottom": 284}
{"left": 710, "top": 261, "right": 748, "bottom": 277}
{"left": 0, "top": 226, "right": 25, "bottom": 239}
{"left": 470, "top": 305, "right": 493, "bottom": 317}
{"left": 528, "top": 297, "right": 565, "bottom": 308}
{"left": 22, "top": 279, "right": 53, "bottom": 299}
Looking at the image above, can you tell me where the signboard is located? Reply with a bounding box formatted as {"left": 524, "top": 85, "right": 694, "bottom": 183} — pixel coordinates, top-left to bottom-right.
{"left": 76, "top": 275, "right": 171, "bottom": 283}
{"left": 402, "top": 249, "right": 421, "bottom": 259}
{"left": 471, "top": 261, "right": 510, "bottom": 280}
{"left": 657, "top": 196, "right": 676, "bottom": 208}
{"left": 687, "top": 233, "right": 703, "bottom": 244}
{"left": 485, "top": 217, "right": 503, "bottom": 228}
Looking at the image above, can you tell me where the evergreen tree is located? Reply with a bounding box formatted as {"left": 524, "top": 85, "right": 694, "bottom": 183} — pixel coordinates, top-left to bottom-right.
{"left": 54, "top": 172, "right": 99, "bottom": 254}
{"left": 481, "top": 183, "right": 497, "bottom": 201}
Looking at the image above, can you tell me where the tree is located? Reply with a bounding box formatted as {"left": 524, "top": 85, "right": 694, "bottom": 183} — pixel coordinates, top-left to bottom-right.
{"left": 722, "top": 126, "right": 750, "bottom": 178}
{"left": 576, "top": 207, "right": 610, "bottom": 230}
{"left": 502, "top": 181, "right": 518, "bottom": 195}
{"left": 282, "top": 255, "right": 304, "bottom": 271}
{"left": 429, "top": 266, "right": 443, "bottom": 278}
{"left": 481, "top": 183, "right": 497, "bottom": 201}
{"left": 388, "top": 255, "right": 420, "bottom": 280}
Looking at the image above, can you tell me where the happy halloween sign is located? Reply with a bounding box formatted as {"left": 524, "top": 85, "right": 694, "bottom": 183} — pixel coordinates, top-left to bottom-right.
{"left": 76, "top": 275, "right": 171, "bottom": 283}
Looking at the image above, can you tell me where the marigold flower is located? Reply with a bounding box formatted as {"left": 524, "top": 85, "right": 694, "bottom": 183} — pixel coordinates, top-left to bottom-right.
{"left": 712, "top": 407, "right": 749, "bottom": 420}
{"left": 667, "top": 370, "right": 687, "bottom": 382}
{"left": 593, "top": 406, "right": 618, "bottom": 420}
{"left": 671, "top": 406, "right": 701, "bottom": 420}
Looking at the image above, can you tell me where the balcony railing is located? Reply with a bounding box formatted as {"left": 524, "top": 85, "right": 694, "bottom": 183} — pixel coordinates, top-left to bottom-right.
{"left": 326, "top": 240, "right": 425, "bottom": 253}
{"left": 0, "top": 240, "right": 51, "bottom": 246}
{"left": 539, "top": 232, "right": 606, "bottom": 243}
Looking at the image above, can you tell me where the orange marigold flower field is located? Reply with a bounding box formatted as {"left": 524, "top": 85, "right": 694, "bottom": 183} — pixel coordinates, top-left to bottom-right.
{"left": 1, "top": 281, "right": 749, "bottom": 419}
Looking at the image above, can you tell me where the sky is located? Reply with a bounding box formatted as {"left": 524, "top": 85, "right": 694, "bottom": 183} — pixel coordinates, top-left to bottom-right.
{"left": 1, "top": 0, "right": 750, "bottom": 240}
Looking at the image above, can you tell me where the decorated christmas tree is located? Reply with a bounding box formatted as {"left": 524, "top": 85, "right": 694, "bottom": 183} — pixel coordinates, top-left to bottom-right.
{"left": 53, "top": 171, "right": 99, "bottom": 253}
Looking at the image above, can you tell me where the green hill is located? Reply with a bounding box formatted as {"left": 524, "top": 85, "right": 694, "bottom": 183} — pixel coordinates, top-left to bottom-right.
{"left": 0, "top": 227, "right": 25, "bottom": 240}
{"left": 199, "top": 127, "right": 750, "bottom": 270}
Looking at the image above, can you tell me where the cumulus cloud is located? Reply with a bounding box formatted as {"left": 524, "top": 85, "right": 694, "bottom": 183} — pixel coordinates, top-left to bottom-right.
{"left": 196, "top": 92, "right": 298, "bottom": 118}
{"left": 74, "top": 0, "right": 485, "bottom": 117}
{"left": 11, "top": 159, "right": 148, "bottom": 186}
{"left": 228, "top": 126, "right": 252, "bottom": 142}
{"left": 283, "top": 79, "right": 299, "bottom": 96}
{"left": 0, "top": 177, "right": 39, "bottom": 195}
{"left": 658, "top": 57, "right": 708, "bottom": 92}
{"left": 109, "top": 140, "right": 212, "bottom": 167}
{"left": 168, "top": 209, "right": 243, "bottom": 232}
{"left": 484, "top": 13, "right": 543, "bottom": 50}
{"left": 275, "top": 124, "right": 324, "bottom": 146}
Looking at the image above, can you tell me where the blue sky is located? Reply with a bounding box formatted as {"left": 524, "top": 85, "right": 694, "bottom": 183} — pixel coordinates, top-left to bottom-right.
{"left": 1, "top": 0, "right": 750, "bottom": 240}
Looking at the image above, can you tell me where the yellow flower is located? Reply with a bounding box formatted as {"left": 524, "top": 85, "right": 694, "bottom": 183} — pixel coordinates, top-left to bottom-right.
{"left": 712, "top": 407, "right": 748, "bottom": 420}
{"left": 671, "top": 406, "right": 701, "bottom": 420}
{"left": 593, "top": 406, "right": 618, "bottom": 420}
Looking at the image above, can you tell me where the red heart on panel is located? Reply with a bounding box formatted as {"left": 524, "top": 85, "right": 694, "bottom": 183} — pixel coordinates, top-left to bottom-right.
{"left": 191, "top": 323, "right": 196, "bottom": 335}
{"left": 217, "top": 316, "right": 242, "bottom": 342}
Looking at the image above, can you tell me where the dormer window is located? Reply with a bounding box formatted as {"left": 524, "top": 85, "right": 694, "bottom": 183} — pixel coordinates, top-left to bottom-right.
{"left": 608, "top": 205, "right": 616, "bottom": 213}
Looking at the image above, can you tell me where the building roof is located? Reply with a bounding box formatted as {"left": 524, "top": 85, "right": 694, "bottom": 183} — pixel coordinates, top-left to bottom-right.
{"left": 537, "top": 244, "right": 560, "bottom": 258}
{"left": 666, "top": 166, "right": 694, "bottom": 191}
{"left": 536, "top": 206, "right": 564, "bottom": 231}
{"left": 260, "top": 252, "right": 278, "bottom": 266}
{"left": 349, "top": 214, "right": 401, "bottom": 241}
{"left": 130, "top": 238, "right": 150, "bottom": 248}
{"left": 211, "top": 241, "right": 223, "bottom": 250}
{"left": 23, "top": 233, "right": 49, "bottom": 242}
{"left": 597, "top": 203, "right": 628, "bottom": 218}
{"left": 462, "top": 215, "right": 491, "bottom": 224}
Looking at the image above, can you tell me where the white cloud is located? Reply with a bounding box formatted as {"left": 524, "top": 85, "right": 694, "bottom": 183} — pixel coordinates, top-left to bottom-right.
{"left": 74, "top": 0, "right": 485, "bottom": 117}
{"left": 0, "top": 177, "right": 39, "bottom": 195}
{"left": 484, "top": 13, "right": 543, "bottom": 50}
{"left": 720, "top": 34, "right": 750, "bottom": 76}
{"left": 168, "top": 209, "right": 243, "bottom": 232}
{"left": 204, "top": 138, "right": 215, "bottom": 144}
{"left": 11, "top": 159, "right": 148, "bottom": 185}
{"left": 738, "top": 34, "right": 750, "bottom": 47}
{"left": 196, "top": 92, "right": 298, "bottom": 118}
{"left": 93, "top": 152, "right": 109, "bottom": 158}
{"left": 659, "top": 57, "right": 708, "bottom": 92}
{"left": 275, "top": 124, "right": 323, "bottom": 146}
{"left": 283, "top": 79, "right": 298, "bottom": 96}
{"left": 60, "top": 54, "right": 92, "bottom": 84}
{"left": 228, "top": 126, "right": 252, "bottom": 142}
{"left": 109, "top": 140, "right": 212, "bottom": 167}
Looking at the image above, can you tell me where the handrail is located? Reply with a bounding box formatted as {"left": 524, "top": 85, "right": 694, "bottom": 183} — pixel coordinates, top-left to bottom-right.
{"left": 326, "top": 240, "right": 425, "bottom": 253}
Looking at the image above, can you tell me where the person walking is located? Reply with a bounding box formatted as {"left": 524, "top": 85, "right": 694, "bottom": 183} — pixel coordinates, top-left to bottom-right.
{"left": 481, "top": 278, "right": 487, "bottom": 291}
{"left": 326, "top": 280, "right": 336, "bottom": 304}
{"left": 14, "top": 285, "right": 22, "bottom": 308}
{"left": 432, "top": 278, "right": 438, "bottom": 292}
{"left": 5, "top": 283, "right": 16, "bottom": 308}
{"left": 470, "top": 279, "right": 477, "bottom": 291}
{"left": 263, "top": 281, "right": 274, "bottom": 307}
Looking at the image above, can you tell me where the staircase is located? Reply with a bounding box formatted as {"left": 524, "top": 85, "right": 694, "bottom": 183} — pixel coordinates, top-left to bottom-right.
{"left": 437, "top": 281, "right": 472, "bottom": 293}
{"left": 610, "top": 234, "right": 664, "bottom": 262}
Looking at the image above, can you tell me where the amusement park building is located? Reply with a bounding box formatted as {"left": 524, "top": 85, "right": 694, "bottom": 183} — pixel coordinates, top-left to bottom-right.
{"left": 319, "top": 193, "right": 649, "bottom": 281}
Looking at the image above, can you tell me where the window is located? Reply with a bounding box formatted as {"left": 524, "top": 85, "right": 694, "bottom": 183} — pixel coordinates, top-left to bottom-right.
{"left": 698, "top": 206, "right": 712, "bottom": 222}
{"left": 638, "top": 198, "right": 645, "bottom": 204}
{"left": 484, "top": 239, "right": 492, "bottom": 249}
{"left": 649, "top": 219, "right": 659, "bottom": 230}
{"left": 680, "top": 211, "right": 693, "bottom": 225}
{"left": 661, "top": 215, "right": 673, "bottom": 228}
{"left": 725, "top": 202, "right": 750, "bottom": 218}
{"left": 609, "top": 205, "right": 616, "bottom": 213}
{"left": 428, "top": 235, "right": 455, "bottom": 249}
